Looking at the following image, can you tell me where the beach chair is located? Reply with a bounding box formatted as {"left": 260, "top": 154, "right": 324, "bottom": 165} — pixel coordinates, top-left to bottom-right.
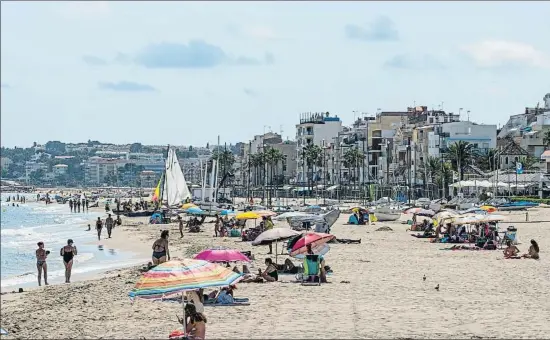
{"left": 500, "top": 226, "right": 518, "bottom": 247}
{"left": 301, "top": 255, "right": 321, "bottom": 286}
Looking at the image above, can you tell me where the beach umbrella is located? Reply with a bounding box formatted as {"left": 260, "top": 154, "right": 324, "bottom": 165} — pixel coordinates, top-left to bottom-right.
{"left": 289, "top": 232, "right": 336, "bottom": 257}
{"left": 274, "top": 211, "right": 309, "bottom": 220}
{"left": 406, "top": 208, "right": 435, "bottom": 216}
{"left": 405, "top": 207, "right": 424, "bottom": 214}
{"left": 292, "top": 244, "right": 330, "bottom": 259}
{"left": 220, "top": 209, "right": 236, "bottom": 216}
{"left": 129, "top": 259, "right": 242, "bottom": 339}
{"left": 182, "top": 203, "right": 197, "bottom": 210}
{"left": 480, "top": 205, "right": 498, "bottom": 213}
{"left": 303, "top": 205, "right": 322, "bottom": 213}
{"left": 452, "top": 214, "right": 484, "bottom": 225}
{"left": 236, "top": 211, "right": 260, "bottom": 220}
{"left": 251, "top": 228, "right": 300, "bottom": 263}
{"left": 433, "top": 210, "right": 458, "bottom": 222}
{"left": 128, "top": 259, "right": 242, "bottom": 301}
{"left": 255, "top": 210, "right": 277, "bottom": 217}
{"left": 193, "top": 248, "right": 250, "bottom": 263}
{"left": 185, "top": 207, "right": 203, "bottom": 215}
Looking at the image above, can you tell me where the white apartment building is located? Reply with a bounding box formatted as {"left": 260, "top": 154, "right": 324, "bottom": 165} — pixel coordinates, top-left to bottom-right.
{"left": 25, "top": 161, "right": 48, "bottom": 180}
{"left": 53, "top": 164, "right": 69, "bottom": 176}
{"left": 84, "top": 157, "right": 127, "bottom": 184}
{"left": 295, "top": 112, "right": 342, "bottom": 184}
{"left": 427, "top": 121, "right": 497, "bottom": 157}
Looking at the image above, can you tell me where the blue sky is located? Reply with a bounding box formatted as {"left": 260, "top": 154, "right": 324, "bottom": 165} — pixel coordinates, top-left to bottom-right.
{"left": 1, "top": 1, "right": 549, "bottom": 148}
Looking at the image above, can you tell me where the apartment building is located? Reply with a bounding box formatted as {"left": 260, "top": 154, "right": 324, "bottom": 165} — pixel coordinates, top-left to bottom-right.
{"left": 84, "top": 157, "right": 127, "bottom": 184}
{"left": 24, "top": 161, "right": 48, "bottom": 181}
{"left": 295, "top": 112, "right": 342, "bottom": 184}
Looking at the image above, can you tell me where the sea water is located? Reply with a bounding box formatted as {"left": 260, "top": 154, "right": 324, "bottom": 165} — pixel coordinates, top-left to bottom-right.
{"left": 0, "top": 193, "right": 145, "bottom": 289}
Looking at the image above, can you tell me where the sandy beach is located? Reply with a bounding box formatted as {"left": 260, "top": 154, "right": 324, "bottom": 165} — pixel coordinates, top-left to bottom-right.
{"left": 1, "top": 207, "right": 549, "bottom": 339}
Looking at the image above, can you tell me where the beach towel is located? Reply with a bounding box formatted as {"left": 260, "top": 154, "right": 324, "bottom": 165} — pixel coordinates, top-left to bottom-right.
{"left": 204, "top": 297, "right": 249, "bottom": 306}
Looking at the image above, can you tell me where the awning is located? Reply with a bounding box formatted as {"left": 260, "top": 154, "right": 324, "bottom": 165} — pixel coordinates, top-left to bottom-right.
{"left": 541, "top": 150, "right": 550, "bottom": 160}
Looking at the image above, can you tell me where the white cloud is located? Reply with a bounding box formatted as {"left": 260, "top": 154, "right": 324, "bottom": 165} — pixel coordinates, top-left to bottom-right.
{"left": 58, "top": 1, "right": 111, "bottom": 19}
{"left": 461, "top": 40, "right": 549, "bottom": 69}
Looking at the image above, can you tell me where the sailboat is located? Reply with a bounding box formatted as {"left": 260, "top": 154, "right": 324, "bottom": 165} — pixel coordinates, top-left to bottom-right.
{"left": 162, "top": 147, "right": 191, "bottom": 208}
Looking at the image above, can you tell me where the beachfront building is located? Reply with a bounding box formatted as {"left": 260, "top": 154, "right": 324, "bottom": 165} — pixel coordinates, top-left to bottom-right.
{"left": 84, "top": 157, "right": 127, "bottom": 185}
{"left": 24, "top": 161, "right": 48, "bottom": 181}
{"left": 53, "top": 164, "right": 68, "bottom": 176}
{"left": 295, "top": 112, "right": 342, "bottom": 185}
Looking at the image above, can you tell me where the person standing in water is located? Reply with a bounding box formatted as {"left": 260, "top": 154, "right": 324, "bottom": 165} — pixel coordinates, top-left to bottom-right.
{"left": 69, "top": 199, "right": 73, "bottom": 213}
{"left": 96, "top": 217, "right": 103, "bottom": 240}
{"left": 36, "top": 242, "right": 49, "bottom": 286}
{"left": 60, "top": 239, "right": 77, "bottom": 283}
{"left": 76, "top": 199, "right": 81, "bottom": 213}
{"left": 105, "top": 214, "right": 114, "bottom": 238}
{"left": 85, "top": 199, "right": 89, "bottom": 211}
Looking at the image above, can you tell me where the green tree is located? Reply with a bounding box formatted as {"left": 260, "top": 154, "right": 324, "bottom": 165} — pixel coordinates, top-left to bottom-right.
{"left": 447, "top": 141, "right": 477, "bottom": 180}
{"left": 264, "top": 147, "right": 284, "bottom": 205}
{"left": 476, "top": 148, "right": 499, "bottom": 172}
{"left": 303, "top": 144, "right": 322, "bottom": 193}
{"left": 129, "top": 143, "right": 143, "bottom": 153}
{"left": 543, "top": 130, "right": 550, "bottom": 147}
{"left": 343, "top": 147, "right": 365, "bottom": 192}
{"left": 29, "top": 169, "right": 46, "bottom": 185}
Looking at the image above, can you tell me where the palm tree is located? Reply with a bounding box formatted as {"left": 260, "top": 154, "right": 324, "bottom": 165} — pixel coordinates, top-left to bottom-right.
{"left": 436, "top": 162, "right": 453, "bottom": 198}
{"left": 419, "top": 156, "right": 441, "bottom": 186}
{"left": 476, "top": 148, "right": 499, "bottom": 172}
{"left": 543, "top": 130, "right": 550, "bottom": 147}
{"left": 446, "top": 141, "right": 477, "bottom": 180}
{"left": 264, "top": 147, "right": 284, "bottom": 205}
{"left": 303, "top": 144, "right": 322, "bottom": 194}
{"left": 343, "top": 147, "right": 365, "bottom": 194}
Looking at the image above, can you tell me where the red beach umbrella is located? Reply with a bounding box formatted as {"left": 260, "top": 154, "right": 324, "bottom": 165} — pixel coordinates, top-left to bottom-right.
{"left": 289, "top": 232, "right": 335, "bottom": 257}
{"left": 193, "top": 248, "right": 250, "bottom": 263}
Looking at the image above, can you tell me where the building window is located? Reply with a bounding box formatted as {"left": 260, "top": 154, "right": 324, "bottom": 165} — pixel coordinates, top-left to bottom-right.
{"left": 505, "top": 157, "right": 509, "bottom": 165}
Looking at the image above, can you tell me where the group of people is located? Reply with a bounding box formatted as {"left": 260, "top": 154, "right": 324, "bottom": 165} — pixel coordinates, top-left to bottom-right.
{"left": 115, "top": 198, "right": 149, "bottom": 213}
{"left": 5, "top": 194, "right": 26, "bottom": 203}
{"left": 503, "top": 239, "right": 540, "bottom": 260}
{"left": 93, "top": 214, "right": 121, "bottom": 240}
{"left": 69, "top": 198, "right": 89, "bottom": 213}
{"left": 35, "top": 239, "right": 78, "bottom": 286}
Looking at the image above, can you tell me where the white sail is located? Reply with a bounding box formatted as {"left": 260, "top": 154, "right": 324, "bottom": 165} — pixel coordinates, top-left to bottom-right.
{"left": 162, "top": 148, "right": 191, "bottom": 206}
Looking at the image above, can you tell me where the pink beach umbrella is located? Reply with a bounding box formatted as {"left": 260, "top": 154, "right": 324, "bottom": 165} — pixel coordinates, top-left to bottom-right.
{"left": 193, "top": 248, "right": 251, "bottom": 263}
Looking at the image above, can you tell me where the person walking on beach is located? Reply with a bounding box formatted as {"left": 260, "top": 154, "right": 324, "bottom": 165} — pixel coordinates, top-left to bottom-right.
{"left": 178, "top": 215, "right": 184, "bottom": 238}
{"left": 36, "top": 242, "right": 49, "bottom": 286}
{"left": 60, "top": 239, "right": 77, "bottom": 284}
{"left": 96, "top": 217, "right": 103, "bottom": 240}
{"left": 85, "top": 199, "right": 89, "bottom": 211}
{"left": 69, "top": 199, "right": 73, "bottom": 213}
{"left": 77, "top": 199, "right": 81, "bottom": 213}
{"left": 105, "top": 214, "right": 114, "bottom": 238}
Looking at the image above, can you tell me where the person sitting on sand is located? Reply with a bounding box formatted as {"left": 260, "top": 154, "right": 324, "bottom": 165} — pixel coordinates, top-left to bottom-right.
{"left": 177, "top": 303, "right": 207, "bottom": 340}
{"left": 216, "top": 286, "right": 235, "bottom": 304}
{"left": 259, "top": 258, "right": 278, "bottom": 282}
{"left": 522, "top": 239, "right": 540, "bottom": 259}
{"left": 503, "top": 240, "right": 520, "bottom": 259}
{"left": 36, "top": 241, "right": 49, "bottom": 286}
{"left": 277, "top": 258, "right": 300, "bottom": 274}
{"left": 151, "top": 230, "right": 170, "bottom": 265}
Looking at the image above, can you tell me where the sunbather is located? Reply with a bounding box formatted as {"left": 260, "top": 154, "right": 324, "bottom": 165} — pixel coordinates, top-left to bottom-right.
{"left": 334, "top": 238, "right": 361, "bottom": 244}
{"left": 522, "top": 239, "right": 540, "bottom": 259}
{"left": 277, "top": 258, "right": 300, "bottom": 274}
{"left": 503, "top": 240, "right": 520, "bottom": 259}
{"left": 178, "top": 303, "right": 206, "bottom": 340}
{"left": 259, "top": 258, "right": 278, "bottom": 282}
{"left": 216, "top": 286, "right": 235, "bottom": 304}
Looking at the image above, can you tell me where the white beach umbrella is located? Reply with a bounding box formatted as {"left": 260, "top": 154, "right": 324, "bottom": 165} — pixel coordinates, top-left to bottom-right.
{"left": 251, "top": 228, "right": 300, "bottom": 264}
{"left": 275, "top": 211, "right": 310, "bottom": 220}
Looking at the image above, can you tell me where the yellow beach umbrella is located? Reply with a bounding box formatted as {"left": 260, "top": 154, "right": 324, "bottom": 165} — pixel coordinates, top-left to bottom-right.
{"left": 236, "top": 212, "right": 260, "bottom": 220}
{"left": 480, "top": 205, "right": 497, "bottom": 213}
{"left": 182, "top": 203, "right": 197, "bottom": 210}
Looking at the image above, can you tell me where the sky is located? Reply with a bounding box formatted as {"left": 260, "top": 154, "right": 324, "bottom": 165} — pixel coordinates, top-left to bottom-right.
{"left": 1, "top": 1, "right": 550, "bottom": 148}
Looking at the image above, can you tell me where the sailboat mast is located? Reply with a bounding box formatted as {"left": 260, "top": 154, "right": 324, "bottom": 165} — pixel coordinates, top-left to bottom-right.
{"left": 164, "top": 144, "right": 170, "bottom": 207}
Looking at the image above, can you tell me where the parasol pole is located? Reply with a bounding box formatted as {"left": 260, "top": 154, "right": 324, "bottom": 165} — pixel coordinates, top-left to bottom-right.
{"left": 182, "top": 292, "right": 188, "bottom": 339}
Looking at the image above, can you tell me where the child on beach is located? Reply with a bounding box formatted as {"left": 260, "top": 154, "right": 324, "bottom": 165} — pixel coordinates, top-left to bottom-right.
{"left": 36, "top": 242, "right": 49, "bottom": 286}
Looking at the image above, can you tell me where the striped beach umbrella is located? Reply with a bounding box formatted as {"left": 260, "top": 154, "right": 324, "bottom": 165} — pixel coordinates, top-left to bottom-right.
{"left": 128, "top": 259, "right": 243, "bottom": 301}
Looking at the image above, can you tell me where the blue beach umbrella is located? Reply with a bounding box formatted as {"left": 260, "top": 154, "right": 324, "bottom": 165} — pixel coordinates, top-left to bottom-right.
{"left": 186, "top": 207, "right": 203, "bottom": 215}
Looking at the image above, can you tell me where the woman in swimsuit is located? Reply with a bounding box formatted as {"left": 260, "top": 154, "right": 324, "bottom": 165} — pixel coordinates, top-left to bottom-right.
{"left": 152, "top": 230, "right": 170, "bottom": 265}
{"left": 522, "top": 239, "right": 540, "bottom": 259}
{"left": 36, "top": 242, "right": 49, "bottom": 286}
{"left": 503, "top": 240, "right": 520, "bottom": 259}
{"left": 60, "top": 239, "right": 77, "bottom": 283}
{"left": 259, "top": 258, "right": 278, "bottom": 282}
{"left": 178, "top": 303, "right": 207, "bottom": 340}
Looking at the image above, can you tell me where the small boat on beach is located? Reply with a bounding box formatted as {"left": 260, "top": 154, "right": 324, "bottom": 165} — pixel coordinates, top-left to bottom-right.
{"left": 371, "top": 206, "right": 402, "bottom": 221}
